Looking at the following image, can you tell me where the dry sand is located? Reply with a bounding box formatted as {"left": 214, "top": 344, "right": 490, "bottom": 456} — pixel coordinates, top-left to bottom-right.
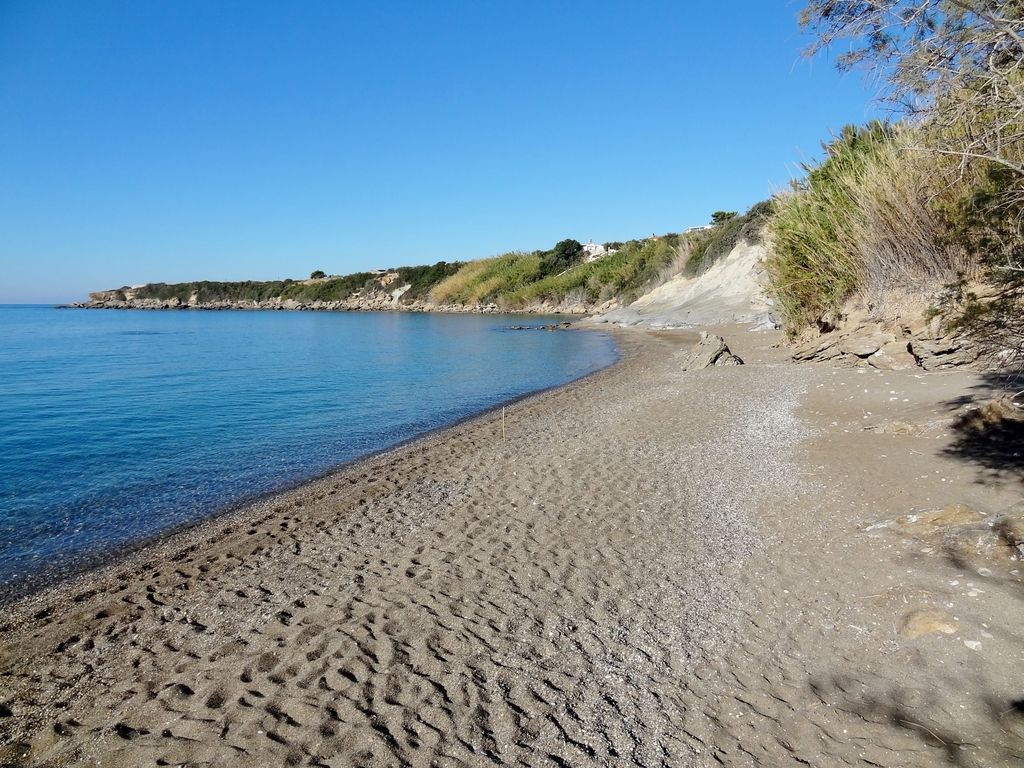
{"left": 1, "top": 327, "right": 1022, "bottom": 767}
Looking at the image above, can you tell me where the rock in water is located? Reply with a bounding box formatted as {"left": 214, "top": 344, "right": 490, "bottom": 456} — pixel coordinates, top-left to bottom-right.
{"left": 681, "top": 332, "right": 744, "bottom": 370}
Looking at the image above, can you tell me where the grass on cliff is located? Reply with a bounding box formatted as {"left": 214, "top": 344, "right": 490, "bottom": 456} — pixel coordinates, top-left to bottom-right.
{"left": 765, "top": 122, "right": 976, "bottom": 335}
{"left": 429, "top": 252, "right": 544, "bottom": 304}
{"left": 429, "top": 239, "right": 607, "bottom": 305}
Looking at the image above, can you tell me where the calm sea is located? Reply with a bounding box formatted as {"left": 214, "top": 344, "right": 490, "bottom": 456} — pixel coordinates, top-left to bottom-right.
{"left": 0, "top": 306, "right": 617, "bottom": 599}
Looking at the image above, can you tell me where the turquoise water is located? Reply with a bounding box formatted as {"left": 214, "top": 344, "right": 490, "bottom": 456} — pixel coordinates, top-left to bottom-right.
{"left": 0, "top": 306, "right": 616, "bottom": 599}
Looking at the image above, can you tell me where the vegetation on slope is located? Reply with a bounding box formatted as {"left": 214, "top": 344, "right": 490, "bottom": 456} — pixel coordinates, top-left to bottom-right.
{"left": 119, "top": 211, "right": 777, "bottom": 312}
{"left": 427, "top": 235, "right": 727, "bottom": 308}
{"left": 134, "top": 274, "right": 378, "bottom": 303}
{"left": 765, "top": 119, "right": 992, "bottom": 336}
{"left": 429, "top": 251, "right": 546, "bottom": 305}
{"left": 427, "top": 217, "right": 775, "bottom": 311}
{"left": 766, "top": 1, "right": 1023, "bottom": 364}
{"left": 130, "top": 262, "right": 464, "bottom": 305}
{"left": 505, "top": 238, "right": 680, "bottom": 306}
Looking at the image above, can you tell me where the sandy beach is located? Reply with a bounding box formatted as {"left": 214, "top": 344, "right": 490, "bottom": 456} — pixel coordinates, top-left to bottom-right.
{"left": 1, "top": 327, "right": 1022, "bottom": 767}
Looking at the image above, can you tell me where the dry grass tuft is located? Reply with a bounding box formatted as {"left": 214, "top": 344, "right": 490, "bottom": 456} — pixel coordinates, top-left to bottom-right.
{"left": 766, "top": 124, "right": 979, "bottom": 334}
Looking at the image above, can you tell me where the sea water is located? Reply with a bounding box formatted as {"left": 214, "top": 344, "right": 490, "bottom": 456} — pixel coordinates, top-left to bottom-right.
{"left": 0, "top": 306, "right": 617, "bottom": 598}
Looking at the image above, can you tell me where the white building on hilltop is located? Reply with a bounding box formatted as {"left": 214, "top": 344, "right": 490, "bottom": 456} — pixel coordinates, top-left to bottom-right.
{"left": 582, "top": 240, "right": 616, "bottom": 262}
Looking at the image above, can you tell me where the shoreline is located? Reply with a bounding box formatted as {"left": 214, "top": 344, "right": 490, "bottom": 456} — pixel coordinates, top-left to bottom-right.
{"left": 2, "top": 325, "right": 1022, "bottom": 767}
{"left": 0, "top": 324, "right": 624, "bottom": 609}
{"left": 59, "top": 302, "right": 597, "bottom": 316}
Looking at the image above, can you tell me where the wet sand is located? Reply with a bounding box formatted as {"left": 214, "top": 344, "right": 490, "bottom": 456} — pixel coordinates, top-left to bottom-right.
{"left": 1, "top": 327, "right": 1022, "bottom": 767}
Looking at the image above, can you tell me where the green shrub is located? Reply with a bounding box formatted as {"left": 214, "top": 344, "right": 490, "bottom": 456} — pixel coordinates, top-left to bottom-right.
{"left": 394, "top": 261, "right": 464, "bottom": 300}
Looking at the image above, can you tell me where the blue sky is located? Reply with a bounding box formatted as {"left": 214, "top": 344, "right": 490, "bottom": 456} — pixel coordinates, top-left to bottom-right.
{"left": 0, "top": 1, "right": 878, "bottom": 303}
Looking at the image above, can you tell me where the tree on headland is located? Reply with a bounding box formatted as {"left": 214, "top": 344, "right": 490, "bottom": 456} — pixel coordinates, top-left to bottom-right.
{"left": 537, "top": 239, "right": 584, "bottom": 278}
{"left": 711, "top": 211, "right": 737, "bottom": 224}
{"left": 310, "top": 270, "right": 326, "bottom": 279}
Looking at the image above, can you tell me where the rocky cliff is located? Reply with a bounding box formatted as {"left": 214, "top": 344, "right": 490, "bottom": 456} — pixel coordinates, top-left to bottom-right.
{"left": 81, "top": 285, "right": 494, "bottom": 314}
{"left": 788, "top": 304, "right": 986, "bottom": 371}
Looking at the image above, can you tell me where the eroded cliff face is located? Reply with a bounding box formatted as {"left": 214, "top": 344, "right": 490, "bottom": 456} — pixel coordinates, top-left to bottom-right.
{"left": 590, "top": 238, "right": 776, "bottom": 330}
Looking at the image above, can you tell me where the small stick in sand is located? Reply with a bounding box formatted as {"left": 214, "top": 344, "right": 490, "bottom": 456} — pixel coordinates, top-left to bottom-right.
{"left": 502, "top": 407, "right": 506, "bottom": 443}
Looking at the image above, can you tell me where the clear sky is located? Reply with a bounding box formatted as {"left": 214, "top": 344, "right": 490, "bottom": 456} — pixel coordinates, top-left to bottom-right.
{"left": 0, "top": 1, "right": 878, "bottom": 303}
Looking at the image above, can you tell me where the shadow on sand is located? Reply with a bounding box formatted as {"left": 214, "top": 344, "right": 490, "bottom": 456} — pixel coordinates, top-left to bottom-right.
{"left": 942, "top": 373, "right": 1024, "bottom": 483}
{"left": 806, "top": 372, "right": 1024, "bottom": 765}
{"left": 807, "top": 675, "right": 1016, "bottom": 766}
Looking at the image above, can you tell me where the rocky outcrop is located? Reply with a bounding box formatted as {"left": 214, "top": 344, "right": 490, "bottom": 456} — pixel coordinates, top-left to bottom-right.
{"left": 791, "top": 311, "right": 983, "bottom": 371}
{"left": 78, "top": 295, "right": 502, "bottom": 313}
{"left": 680, "top": 333, "right": 744, "bottom": 370}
